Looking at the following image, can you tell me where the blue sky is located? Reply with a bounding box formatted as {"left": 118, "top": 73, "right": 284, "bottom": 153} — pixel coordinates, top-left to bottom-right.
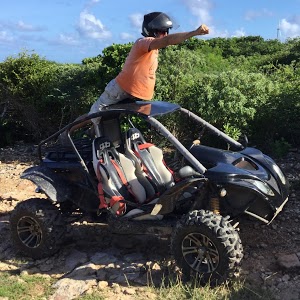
{"left": 1, "top": 0, "right": 300, "bottom": 64}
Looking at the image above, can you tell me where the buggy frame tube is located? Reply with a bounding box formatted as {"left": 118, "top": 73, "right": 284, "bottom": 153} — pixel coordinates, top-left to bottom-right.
{"left": 37, "top": 116, "right": 98, "bottom": 191}
{"left": 148, "top": 116, "right": 207, "bottom": 174}
{"left": 180, "top": 108, "right": 244, "bottom": 150}
{"left": 37, "top": 113, "right": 95, "bottom": 161}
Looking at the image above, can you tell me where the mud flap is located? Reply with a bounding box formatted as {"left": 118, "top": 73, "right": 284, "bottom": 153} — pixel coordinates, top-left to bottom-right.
{"left": 21, "top": 165, "right": 100, "bottom": 212}
{"left": 21, "top": 165, "right": 73, "bottom": 202}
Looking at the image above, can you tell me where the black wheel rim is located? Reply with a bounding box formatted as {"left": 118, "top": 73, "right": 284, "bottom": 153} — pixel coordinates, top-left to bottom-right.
{"left": 17, "top": 216, "right": 42, "bottom": 248}
{"left": 182, "top": 232, "right": 219, "bottom": 273}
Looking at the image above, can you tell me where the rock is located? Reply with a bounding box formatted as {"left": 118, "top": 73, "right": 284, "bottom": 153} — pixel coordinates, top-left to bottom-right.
{"left": 111, "top": 282, "right": 121, "bottom": 294}
{"left": 277, "top": 254, "right": 300, "bottom": 269}
{"left": 122, "top": 287, "right": 136, "bottom": 295}
{"left": 38, "top": 258, "right": 55, "bottom": 272}
{"left": 112, "top": 235, "right": 138, "bottom": 249}
{"left": 139, "top": 291, "right": 157, "bottom": 300}
{"left": 282, "top": 274, "right": 290, "bottom": 282}
{"left": 90, "top": 252, "right": 108, "bottom": 264}
{"left": 68, "top": 263, "right": 98, "bottom": 279}
{"left": 123, "top": 253, "right": 144, "bottom": 263}
{"left": 51, "top": 278, "right": 97, "bottom": 300}
{"left": 97, "top": 280, "right": 109, "bottom": 290}
{"left": 96, "top": 268, "right": 107, "bottom": 281}
{"left": 260, "top": 243, "right": 268, "bottom": 249}
{"left": 90, "top": 252, "right": 117, "bottom": 264}
{"left": 2, "top": 144, "right": 300, "bottom": 298}
{"left": 151, "top": 262, "right": 161, "bottom": 271}
{"left": 123, "top": 272, "right": 140, "bottom": 282}
{"left": 109, "top": 273, "right": 125, "bottom": 283}
{"left": 123, "top": 265, "right": 139, "bottom": 273}
{"left": 64, "top": 249, "right": 88, "bottom": 272}
{"left": 132, "top": 273, "right": 148, "bottom": 285}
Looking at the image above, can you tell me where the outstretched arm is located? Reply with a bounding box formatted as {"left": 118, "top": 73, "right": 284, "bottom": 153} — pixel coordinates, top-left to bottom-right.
{"left": 149, "top": 24, "right": 209, "bottom": 51}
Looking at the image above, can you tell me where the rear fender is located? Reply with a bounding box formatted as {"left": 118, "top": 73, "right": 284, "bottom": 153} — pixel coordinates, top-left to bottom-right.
{"left": 21, "top": 165, "right": 73, "bottom": 203}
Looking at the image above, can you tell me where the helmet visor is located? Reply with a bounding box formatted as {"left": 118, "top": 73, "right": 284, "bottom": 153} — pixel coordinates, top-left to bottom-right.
{"left": 147, "top": 13, "right": 174, "bottom": 31}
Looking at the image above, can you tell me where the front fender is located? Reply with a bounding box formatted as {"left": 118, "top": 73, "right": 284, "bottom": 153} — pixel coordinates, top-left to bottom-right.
{"left": 21, "top": 165, "right": 73, "bottom": 203}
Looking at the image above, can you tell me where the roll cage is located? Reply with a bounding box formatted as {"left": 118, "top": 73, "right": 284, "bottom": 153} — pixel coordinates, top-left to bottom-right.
{"left": 37, "top": 100, "right": 244, "bottom": 176}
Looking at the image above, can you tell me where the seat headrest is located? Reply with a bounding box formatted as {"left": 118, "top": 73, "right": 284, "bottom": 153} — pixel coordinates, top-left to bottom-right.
{"left": 126, "top": 128, "right": 146, "bottom": 146}
{"left": 93, "top": 136, "right": 119, "bottom": 160}
{"left": 94, "top": 137, "right": 113, "bottom": 151}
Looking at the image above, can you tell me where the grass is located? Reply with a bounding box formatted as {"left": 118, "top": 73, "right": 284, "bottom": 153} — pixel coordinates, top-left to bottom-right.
{"left": 76, "top": 294, "right": 106, "bottom": 300}
{"left": 76, "top": 277, "right": 275, "bottom": 300}
{"left": 0, "top": 272, "right": 53, "bottom": 300}
{"left": 0, "top": 271, "right": 275, "bottom": 300}
{"left": 154, "top": 278, "right": 275, "bottom": 300}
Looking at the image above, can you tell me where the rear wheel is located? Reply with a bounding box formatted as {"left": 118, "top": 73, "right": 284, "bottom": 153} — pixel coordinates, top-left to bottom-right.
{"left": 171, "top": 210, "right": 243, "bottom": 286}
{"left": 10, "top": 198, "right": 66, "bottom": 259}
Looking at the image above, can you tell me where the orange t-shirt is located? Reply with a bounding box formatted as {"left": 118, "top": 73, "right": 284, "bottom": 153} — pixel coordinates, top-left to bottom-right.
{"left": 116, "top": 37, "right": 158, "bottom": 100}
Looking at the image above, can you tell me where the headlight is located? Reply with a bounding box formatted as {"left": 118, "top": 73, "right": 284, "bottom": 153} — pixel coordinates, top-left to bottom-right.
{"left": 272, "top": 164, "right": 286, "bottom": 185}
{"left": 249, "top": 179, "right": 275, "bottom": 196}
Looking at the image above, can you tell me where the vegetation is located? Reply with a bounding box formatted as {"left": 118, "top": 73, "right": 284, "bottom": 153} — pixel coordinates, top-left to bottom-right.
{"left": 0, "top": 271, "right": 275, "bottom": 300}
{"left": 0, "top": 272, "right": 53, "bottom": 299}
{"left": 1, "top": 37, "right": 300, "bottom": 156}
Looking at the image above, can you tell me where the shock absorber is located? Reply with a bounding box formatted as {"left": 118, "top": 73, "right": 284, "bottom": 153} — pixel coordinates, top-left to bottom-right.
{"left": 210, "top": 197, "right": 220, "bottom": 215}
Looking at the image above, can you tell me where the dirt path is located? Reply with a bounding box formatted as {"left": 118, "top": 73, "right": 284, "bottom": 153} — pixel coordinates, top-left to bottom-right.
{"left": 1, "top": 142, "right": 300, "bottom": 300}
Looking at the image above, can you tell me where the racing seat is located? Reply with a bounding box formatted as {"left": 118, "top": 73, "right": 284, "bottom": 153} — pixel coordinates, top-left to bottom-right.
{"left": 92, "top": 136, "right": 156, "bottom": 216}
{"left": 125, "top": 128, "right": 175, "bottom": 194}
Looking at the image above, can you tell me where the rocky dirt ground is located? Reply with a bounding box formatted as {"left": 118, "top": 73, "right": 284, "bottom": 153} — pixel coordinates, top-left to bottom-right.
{"left": 0, "top": 142, "right": 300, "bottom": 300}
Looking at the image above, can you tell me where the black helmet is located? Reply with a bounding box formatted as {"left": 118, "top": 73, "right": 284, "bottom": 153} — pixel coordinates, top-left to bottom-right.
{"left": 142, "top": 12, "right": 173, "bottom": 37}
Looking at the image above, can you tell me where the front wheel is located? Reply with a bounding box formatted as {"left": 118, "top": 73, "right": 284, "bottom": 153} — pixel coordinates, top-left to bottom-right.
{"left": 171, "top": 210, "right": 243, "bottom": 286}
{"left": 10, "top": 198, "right": 66, "bottom": 259}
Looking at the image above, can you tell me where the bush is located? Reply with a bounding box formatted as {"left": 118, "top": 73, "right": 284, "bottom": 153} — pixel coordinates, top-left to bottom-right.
{"left": 179, "top": 70, "right": 280, "bottom": 143}
{"left": 1, "top": 37, "right": 300, "bottom": 150}
{"left": 0, "top": 52, "right": 101, "bottom": 145}
{"left": 250, "top": 63, "right": 300, "bottom": 150}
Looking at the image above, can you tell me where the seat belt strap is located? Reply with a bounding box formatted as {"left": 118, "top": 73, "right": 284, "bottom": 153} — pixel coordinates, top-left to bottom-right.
{"left": 110, "top": 159, "right": 138, "bottom": 202}
{"left": 137, "top": 143, "right": 154, "bottom": 150}
{"left": 96, "top": 161, "right": 108, "bottom": 209}
{"left": 96, "top": 161, "right": 126, "bottom": 214}
{"left": 110, "top": 195, "right": 126, "bottom": 216}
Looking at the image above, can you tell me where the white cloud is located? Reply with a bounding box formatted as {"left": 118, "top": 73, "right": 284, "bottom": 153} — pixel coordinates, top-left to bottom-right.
{"left": 18, "top": 21, "right": 34, "bottom": 31}
{"left": 232, "top": 28, "right": 246, "bottom": 37}
{"left": 244, "top": 9, "right": 274, "bottom": 21}
{"left": 182, "top": 0, "right": 246, "bottom": 39}
{"left": 129, "top": 13, "right": 143, "bottom": 29}
{"left": 18, "top": 34, "right": 46, "bottom": 42}
{"left": 279, "top": 18, "right": 300, "bottom": 38}
{"left": 203, "top": 25, "right": 245, "bottom": 38}
{"left": 0, "top": 30, "right": 14, "bottom": 42}
{"left": 57, "top": 34, "right": 80, "bottom": 46}
{"left": 0, "top": 20, "right": 45, "bottom": 32}
{"left": 120, "top": 32, "right": 135, "bottom": 40}
{"left": 17, "top": 21, "right": 44, "bottom": 32}
{"left": 183, "top": 0, "right": 213, "bottom": 25}
{"left": 208, "top": 26, "right": 229, "bottom": 38}
{"left": 84, "top": 0, "right": 100, "bottom": 10}
{"left": 77, "top": 10, "right": 111, "bottom": 40}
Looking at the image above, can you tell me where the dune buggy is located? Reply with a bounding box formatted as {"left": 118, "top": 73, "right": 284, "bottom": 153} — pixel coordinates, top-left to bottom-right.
{"left": 10, "top": 100, "right": 289, "bottom": 285}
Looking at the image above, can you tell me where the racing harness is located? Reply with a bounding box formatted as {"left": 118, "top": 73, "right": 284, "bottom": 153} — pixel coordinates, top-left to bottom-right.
{"left": 125, "top": 128, "right": 175, "bottom": 194}
{"left": 92, "top": 137, "right": 155, "bottom": 216}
